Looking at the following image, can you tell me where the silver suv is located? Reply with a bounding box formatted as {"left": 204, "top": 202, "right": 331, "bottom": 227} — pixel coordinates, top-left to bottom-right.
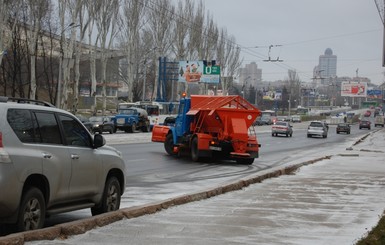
{"left": 0, "top": 97, "right": 126, "bottom": 231}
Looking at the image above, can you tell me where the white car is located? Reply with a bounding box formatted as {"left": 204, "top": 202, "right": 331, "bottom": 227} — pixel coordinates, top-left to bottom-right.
{"left": 272, "top": 121, "right": 293, "bottom": 137}
{"left": 291, "top": 115, "right": 301, "bottom": 123}
{"left": 307, "top": 121, "right": 328, "bottom": 138}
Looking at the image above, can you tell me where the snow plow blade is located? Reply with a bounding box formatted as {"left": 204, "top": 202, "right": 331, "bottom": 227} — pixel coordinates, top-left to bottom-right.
{"left": 151, "top": 125, "right": 170, "bottom": 142}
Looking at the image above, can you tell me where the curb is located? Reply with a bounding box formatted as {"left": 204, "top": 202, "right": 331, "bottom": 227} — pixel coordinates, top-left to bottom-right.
{"left": 0, "top": 132, "right": 374, "bottom": 244}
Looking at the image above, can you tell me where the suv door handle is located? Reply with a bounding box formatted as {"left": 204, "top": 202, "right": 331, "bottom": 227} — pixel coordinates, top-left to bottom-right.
{"left": 43, "top": 153, "right": 52, "bottom": 159}
{"left": 71, "top": 154, "right": 79, "bottom": 159}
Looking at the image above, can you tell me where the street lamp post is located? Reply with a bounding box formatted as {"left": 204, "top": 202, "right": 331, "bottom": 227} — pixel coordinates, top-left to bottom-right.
{"left": 288, "top": 94, "right": 291, "bottom": 118}
{"left": 142, "top": 60, "right": 147, "bottom": 101}
{"left": 242, "top": 76, "right": 251, "bottom": 100}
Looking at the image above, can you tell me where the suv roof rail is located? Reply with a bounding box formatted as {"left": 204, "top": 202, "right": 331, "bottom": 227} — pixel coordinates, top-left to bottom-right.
{"left": 0, "top": 96, "right": 56, "bottom": 107}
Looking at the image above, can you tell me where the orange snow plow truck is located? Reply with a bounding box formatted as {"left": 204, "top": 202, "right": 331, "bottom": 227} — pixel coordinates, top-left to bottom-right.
{"left": 152, "top": 95, "right": 261, "bottom": 165}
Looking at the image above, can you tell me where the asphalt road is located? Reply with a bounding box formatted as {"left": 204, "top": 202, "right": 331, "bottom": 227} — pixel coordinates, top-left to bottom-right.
{"left": 39, "top": 121, "right": 371, "bottom": 228}
{"left": 21, "top": 121, "right": 385, "bottom": 245}
{"left": 0, "top": 118, "right": 374, "bottom": 238}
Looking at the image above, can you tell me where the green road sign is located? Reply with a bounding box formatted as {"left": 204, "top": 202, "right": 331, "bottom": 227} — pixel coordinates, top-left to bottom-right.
{"left": 203, "top": 65, "right": 220, "bottom": 75}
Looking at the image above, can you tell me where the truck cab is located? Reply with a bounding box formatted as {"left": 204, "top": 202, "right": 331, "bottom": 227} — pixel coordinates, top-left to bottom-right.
{"left": 113, "top": 107, "right": 150, "bottom": 133}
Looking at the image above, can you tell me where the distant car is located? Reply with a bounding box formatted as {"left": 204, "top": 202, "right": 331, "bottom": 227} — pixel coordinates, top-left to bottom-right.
{"left": 272, "top": 121, "right": 293, "bottom": 137}
{"left": 364, "top": 110, "right": 371, "bottom": 117}
{"left": 307, "top": 121, "right": 328, "bottom": 138}
{"left": 336, "top": 123, "right": 350, "bottom": 134}
{"left": 253, "top": 116, "right": 272, "bottom": 126}
{"left": 359, "top": 119, "right": 371, "bottom": 130}
{"left": 291, "top": 115, "right": 301, "bottom": 123}
{"left": 76, "top": 114, "right": 93, "bottom": 132}
{"left": 89, "top": 116, "right": 115, "bottom": 134}
{"left": 374, "top": 108, "right": 380, "bottom": 117}
{"left": 374, "top": 115, "right": 384, "bottom": 127}
{"left": 277, "top": 116, "right": 290, "bottom": 122}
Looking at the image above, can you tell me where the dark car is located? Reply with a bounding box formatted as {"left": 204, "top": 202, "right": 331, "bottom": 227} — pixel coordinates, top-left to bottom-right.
{"left": 336, "top": 123, "right": 350, "bottom": 134}
{"left": 253, "top": 116, "right": 273, "bottom": 126}
{"left": 76, "top": 114, "right": 93, "bottom": 132}
{"left": 89, "top": 116, "right": 115, "bottom": 134}
{"left": 359, "top": 119, "right": 371, "bottom": 130}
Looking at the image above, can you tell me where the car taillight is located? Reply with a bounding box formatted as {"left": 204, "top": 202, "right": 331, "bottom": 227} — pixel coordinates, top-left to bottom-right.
{"left": 0, "top": 132, "right": 11, "bottom": 163}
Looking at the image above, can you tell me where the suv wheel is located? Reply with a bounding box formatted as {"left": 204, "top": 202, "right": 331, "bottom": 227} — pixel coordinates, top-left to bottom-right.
{"left": 91, "top": 176, "right": 121, "bottom": 216}
{"left": 17, "top": 187, "right": 46, "bottom": 231}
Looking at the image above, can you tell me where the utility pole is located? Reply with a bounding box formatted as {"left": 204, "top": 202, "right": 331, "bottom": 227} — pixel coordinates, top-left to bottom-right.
{"left": 374, "top": 0, "right": 385, "bottom": 66}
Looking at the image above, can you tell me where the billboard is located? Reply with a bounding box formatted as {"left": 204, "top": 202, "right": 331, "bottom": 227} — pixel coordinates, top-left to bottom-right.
{"left": 301, "top": 88, "right": 316, "bottom": 98}
{"left": 341, "top": 81, "right": 367, "bottom": 97}
{"left": 178, "top": 61, "right": 220, "bottom": 84}
{"left": 367, "top": 89, "right": 382, "bottom": 99}
{"left": 263, "top": 90, "right": 282, "bottom": 101}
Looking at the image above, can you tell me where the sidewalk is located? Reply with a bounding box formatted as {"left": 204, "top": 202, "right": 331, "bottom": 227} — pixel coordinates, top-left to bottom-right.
{"left": 3, "top": 129, "right": 385, "bottom": 245}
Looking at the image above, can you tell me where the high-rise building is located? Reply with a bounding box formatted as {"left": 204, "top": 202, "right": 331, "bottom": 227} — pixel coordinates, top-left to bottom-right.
{"left": 316, "top": 48, "right": 337, "bottom": 81}
{"left": 238, "top": 62, "right": 262, "bottom": 88}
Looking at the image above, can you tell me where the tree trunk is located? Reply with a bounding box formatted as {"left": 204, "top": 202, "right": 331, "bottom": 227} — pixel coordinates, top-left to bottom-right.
{"left": 30, "top": 56, "right": 37, "bottom": 99}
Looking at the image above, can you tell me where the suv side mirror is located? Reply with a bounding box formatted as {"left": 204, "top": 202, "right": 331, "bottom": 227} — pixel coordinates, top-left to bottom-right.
{"left": 94, "top": 134, "right": 106, "bottom": 148}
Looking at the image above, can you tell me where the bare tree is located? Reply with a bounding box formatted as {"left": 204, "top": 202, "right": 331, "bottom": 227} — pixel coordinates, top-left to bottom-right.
{"left": 198, "top": 13, "right": 218, "bottom": 95}
{"left": 0, "top": 0, "right": 22, "bottom": 67}
{"left": 172, "top": 0, "right": 194, "bottom": 98}
{"left": 187, "top": 0, "right": 204, "bottom": 60}
{"left": 202, "top": 13, "right": 218, "bottom": 62}
{"left": 286, "top": 69, "right": 301, "bottom": 107}
{"left": 57, "top": 0, "right": 83, "bottom": 110}
{"left": 24, "top": 0, "right": 50, "bottom": 100}
{"left": 94, "top": 0, "right": 121, "bottom": 114}
{"left": 86, "top": 0, "right": 100, "bottom": 114}
{"left": 146, "top": 0, "right": 175, "bottom": 101}
{"left": 216, "top": 29, "right": 241, "bottom": 95}
{"left": 119, "top": 0, "right": 148, "bottom": 102}
{"left": 68, "top": 0, "right": 89, "bottom": 113}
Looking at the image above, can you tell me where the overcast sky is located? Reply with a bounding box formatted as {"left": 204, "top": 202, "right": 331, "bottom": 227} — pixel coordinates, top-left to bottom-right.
{"left": 202, "top": 0, "right": 384, "bottom": 85}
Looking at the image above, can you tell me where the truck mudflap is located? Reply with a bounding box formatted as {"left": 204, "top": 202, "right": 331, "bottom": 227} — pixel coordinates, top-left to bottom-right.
{"left": 151, "top": 125, "right": 170, "bottom": 142}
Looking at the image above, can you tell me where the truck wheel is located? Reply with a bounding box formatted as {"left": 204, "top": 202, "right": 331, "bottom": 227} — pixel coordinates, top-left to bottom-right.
{"left": 91, "top": 176, "right": 121, "bottom": 216}
{"left": 142, "top": 123, "right": 150, "bottom": 132}
{"left": 164, "top": 134, "right": 175, "bottom": 156}
{"left": 237, "top": 158, "right": 254, "bottom": 165}
{"left": 16, "top": 187, "right": 46, "bottom": 231}
{"left": 191, "top": 137, "right": 200, "bottom": 162}
{"left": 128, "top": 123, "right": 136, "bottom": 133}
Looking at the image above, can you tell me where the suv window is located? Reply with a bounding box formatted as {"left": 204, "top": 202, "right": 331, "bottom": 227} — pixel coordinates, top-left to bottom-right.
{"left": 7, "top": 109, "right": 38, "bottom": 143}
{"left": 59, "top": 114, "right": 92, "bottom": 147}
{"left": 8, "top": 109, "right": 66, "bottom": 145}
{"left": 35, "top": 112, "right": 62, "bottom": 144}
